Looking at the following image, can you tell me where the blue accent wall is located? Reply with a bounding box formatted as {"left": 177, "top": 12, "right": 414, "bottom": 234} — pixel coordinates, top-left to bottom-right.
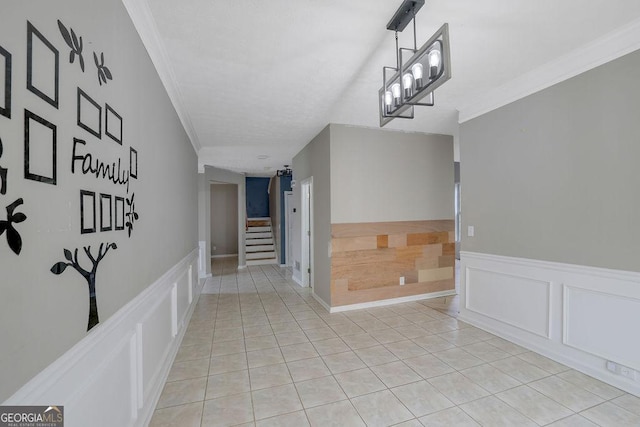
{"left": 246, "top": 177, "right": 271, "bottom": 218}
{"left": 279, "top": 175, "right": 292, "bottom": 263}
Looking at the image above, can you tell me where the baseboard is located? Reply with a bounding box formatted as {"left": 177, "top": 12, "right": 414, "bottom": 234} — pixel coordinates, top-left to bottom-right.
{"left": 292, "top": 275, "right": 303, "bottom": 287}
{"left": 237, "top": 264, "right": 247, "bottom": 270}
{"left": 312, "top": 292, "right": 331, "bottom": 313}
{"left": 211, "top": 254, "right": 238, "bottom": 259}
{"left": 329, "top": 290, "right": 457, "bottom": 313}
{"left": 460, "top": 251, "right": 640, "bottom": 396}
{"left": 3, "top": 249, "right": 201, "bottom": 427}
{"left": 198, "top": 273, "right": 212, "bottom": 279}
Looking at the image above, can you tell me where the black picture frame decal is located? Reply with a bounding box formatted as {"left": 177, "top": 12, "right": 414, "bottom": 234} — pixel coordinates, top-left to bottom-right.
{"left": 77, "top": 88, "right": 101, "bottom": 139}
{"left": 0, "top": 44, "right": 11, "bottom": 119}
{"left": 130, "top": 147, "right": 138, "bottom": 179}
{"left": 24, "top": 109, "right": 57, "bottom": 185}
{"left": 80, "top": 190, "right": 96, "bottom": 234}
{"left": 105, "top": 104, "right": 122, "bottom": 144}
{"left": 114, "top": 196, "right": 124, "bottom": 231}
{"left": 27, "top": 21, "right": 59, "bottom": 109}
{"left": 99, "top": 193, "right": 112, "bottom": 232}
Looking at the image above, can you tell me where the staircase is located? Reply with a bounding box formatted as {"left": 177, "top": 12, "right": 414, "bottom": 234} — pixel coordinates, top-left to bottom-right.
{"left": 246, "top": 218, "right": 278, "bottom": 266}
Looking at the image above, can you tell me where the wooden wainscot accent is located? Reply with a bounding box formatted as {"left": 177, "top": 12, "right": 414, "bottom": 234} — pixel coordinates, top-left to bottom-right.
{"left": 330, "top": 220, "right": 455, "bottom": 307}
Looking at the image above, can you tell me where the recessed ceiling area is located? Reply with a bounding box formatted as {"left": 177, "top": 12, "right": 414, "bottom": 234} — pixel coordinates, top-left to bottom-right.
{"left": 127, "top": 0, "right": 640, "bottom": 173}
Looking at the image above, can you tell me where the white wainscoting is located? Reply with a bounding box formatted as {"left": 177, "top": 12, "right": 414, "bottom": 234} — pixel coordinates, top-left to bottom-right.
{"left": 460, "top": 251, "right": 640, "bottom": 396}
{"left": 3, "top": 249, "right": 202, "bottom": 427}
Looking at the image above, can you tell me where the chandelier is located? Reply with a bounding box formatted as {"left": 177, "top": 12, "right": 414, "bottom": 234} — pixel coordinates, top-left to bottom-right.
{"left": 379, "top": 0, "right": 451, "bottom": 127}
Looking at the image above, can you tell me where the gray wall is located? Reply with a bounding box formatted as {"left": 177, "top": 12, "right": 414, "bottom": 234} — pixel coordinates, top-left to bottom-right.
{"left": 198, "top": 166, "right": 246, "bottom": 272}
{"left": 210, "top": 184, "right": 239, "bottom": 255}
{"left": 460, "top": 48, "right": 640, "bottom": 272}
{"left": 330, "top": 125, "right": 454, "bottom": 223}
{"left": 292, "top": 125, "right": 332, "bottom": 305}
{"left": 0, "top": 0, "right": 197, "bottom": 400}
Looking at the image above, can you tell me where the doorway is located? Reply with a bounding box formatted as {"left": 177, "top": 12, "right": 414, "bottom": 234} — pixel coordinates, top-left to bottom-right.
{"left": 284, "top": 191, "right": 293, "bottom": 267}
{"left": 300, "top": 178, "right": 313, "bottom": 289}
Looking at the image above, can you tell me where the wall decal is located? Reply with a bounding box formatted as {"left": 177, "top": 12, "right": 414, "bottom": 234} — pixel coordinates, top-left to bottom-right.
{"left": 80, "top": 189, "right": 95, "bottom": 234}
{"left": 105, "top": 104, "right": 122, "bottom": 144}
{"left": 72, "top": 138, "right": 130, "bottom": 191}
{"left": 0, "top": 137, "right": 6, "bottom": 195}
{"left": 93, "top": 51, "right": 112, "bottom": 86}
{"left": 125, "top": 193, "right": 138, "bottom": 237}
{"left": 57, "top": 20, "right": 84, "bottom": 72}
{"left": 0, "top": 198, "right": 27, "bottom": 255}
{"left": 27, "top": 21, "right": 59, "bottom": 109}
{"left": 50, "top": 242, "right": 118, "bottom": 331}
{"left": 24, "top": 109, "right": 57, "bottom": 185}
{"left": 129, "top": 147, "right": 137, "bottom": 179}
{"left": 0, "top": 44, "right": 11, "bottom": 119}
{"left": 77, "top": 88, "right": 101, "bottom": 139}
{"left": 114, "top": 196, "right": 124, "bottom": 231}
{"left": 99, "top": 193, "right": 112, "bottom": 232}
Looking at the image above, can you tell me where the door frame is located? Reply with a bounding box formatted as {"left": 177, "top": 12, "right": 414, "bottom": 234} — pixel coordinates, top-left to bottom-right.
{"left": 284, "top": 191, "right": 293, "bottom": 267}
{"left": 300, "top": 178, "right": 313, "bottom": 290}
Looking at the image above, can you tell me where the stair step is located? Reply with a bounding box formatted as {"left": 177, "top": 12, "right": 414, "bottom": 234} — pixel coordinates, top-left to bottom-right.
{"left": 246, "top": 238, "right": 273, "bottom": 245}
{"left": 246, "top": 232, "right": 272, "bottom": 239}
{"left": 247, "top": 218, "right": 271, "bottom": 227}
{"left": 247, "top": 226, "right": 271, "bottom": 233}
{"left": 247, "top": 251, "right": 276, "bottom": 260}
{"left": 246, "top": 244, "right": 274, "bottom": 253}
{"left": 246, "top": 258, "right": 278, "bottom": 266}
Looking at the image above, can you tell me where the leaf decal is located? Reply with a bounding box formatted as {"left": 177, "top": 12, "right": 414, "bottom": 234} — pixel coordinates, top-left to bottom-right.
{"left": 12, "top": 213, "right": 26, "bottom": 223}
{"left": 64, "top": 248, "right": 73, "bottom": 261}
{"left": 104, "top": 67, "right": 112, "bottom": 80}
{"left": 71, "top": 28, "right": 79, "bottom": 51}
{"left": 94, "top": 52, "right": 100, "bottom": 67}
{"left": 0, "top": 221, "right": 7, "bottom": 236}
{"left": 51, "top": 262, "right": 68, "bottom": 274}
{"left": 6, "top": 198, "right": 23, "bottom": 217}
{"left": 79, "top": 53, "right": 85, "bottom": 72}
{"left": 7, "top": 226, "right": 22, "bottom": 255}
{"left": 58, "top": 20, "right": 73, "bottom": 47}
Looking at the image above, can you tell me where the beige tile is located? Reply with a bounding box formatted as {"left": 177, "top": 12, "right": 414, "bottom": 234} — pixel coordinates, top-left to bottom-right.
{"left": 459, "top": 364, "right": 521, "bottom": 394}
{"left": 201, "top": 391, "right": 254, "bottom": 427}
{"left": 210, "top": 338, "right": 245, "bottom": 356}
{"left": 530, "top": 375, "right": 604, "bottom": 412}
{"left": 303, "top": 326, "right": 338, "bottom": 341}
{"left": 255, "top": 410, "right": 309, "bottom": 427}
{"left": 547, "top": 414, "right": 600, "bottom": 426}
{"left": 311, "top": 337, "right": 350, "bottom": 355}
{"left": 275, "top": 330, "right": 309, "bottom": 346}
{"left": 252, "top": 384, "right": 303, "bottom": 420}
{"left": 249, "top": 362, "right": 292, "bottom": 390}
{"left": 280, "top": 342, "right": 319, "bottom": 362}
{"left": 156, "top": 377, "right": 207, "bottom": 409}
{"left": 306, "top": 400, "right": 365, "bottom": 427}
{"left": 213, "top": 326, "right": 244, "bottom": 342}
{"left": 381, "top": 316, "right": 414, "bottom": 328}
{"left": 334, "top": 368, "right": 386, "bottom": 398}
{"left": 432, "top": 348, "right": 484, "bottom": 370}
{"left": 517, "top": 351, "right": 570, "bottom": 374}
{"left": 612, "top": 394, "right": 640, "bottom": 416}
{"left": 391, "top": 380, "right": 454, "bottom": 417}
{"left": 496, "top": 385, "right": 573, "bottom": 425}
{"left": 461, "top": 341, "right": 511, "bottom": 362}
{"left": 460, "top": 396, "right": 537, "bottom": 427}
{"left": 491, "top": 356, "right": 551, "bottom": 383}
{"left": 298, "top": 318, "right": 327, "bottom": 330}
{"left": 485, "top": 337, "right": 529, "bottom": 355}
{"left": 438, "top": 329, "right": 484, "bottom": 346}
{"left": 150, "top": 402, "right": 203, "bottom": 427}
{"left": 397, "top": 325, "right": 430, "bottom": 339}
{"left": 322, "top": 351, "right": 367, "bottom": 374}
{"left": 354, "top": 345, "right": 399, "bottom": 366}
{"left": 369, "top": 328, "right": 407, "bottom": 344}
{"left": 428, "top": 372, "right": 490, "bottom": 404}
{"left": 243, "top": 324, "right": 274, "bottom": 338}
{"left": 245, "top": 335, "right": 278, "bottom": 352}
{"left": 351, "top": 389, "right": 414, "bottom": 427}
{"left": 210, "top": 352, "right": 247, "bottom": 375}
{"left": 287, "top": 357, "right": 331, "bottom": 382}
{"left": 294, "top": 375, "right": 347, "bottom": 408}
{"left": 557, "top": 370, "right": 625, "bottom": 400}
{"left": 403, "top": 354, "right": 455, "bottom": 379}
{"left": 581, "top": 401, "right": 640, "bottom": 426}
{"left": 247, "top": 347, "right": 284, "bottom": 368}
{"left": 270, "top": 322, "right": 301, "bottom": 334}
{"left": 418, "top": 407, "right": 480, "bottom": 427}
{"left": 167, "top": 357, "right": 210, "bottom": 382}
{"left": 419, "top": 320, "right": 458, "bottom": 334}
{"left": 384, "top": 340, "right": 427, "bottom": 359}
{"left": 205, "top": 369, "right": 250, "bottom": 400}
{"left": 175, "top": 343, "right": 212, "bottom": 363}
{"left": 341, "top": 333, "right": 380, "bottom": 350}
{"left": 370, "top": 361, "right": 422, "bottom": 388}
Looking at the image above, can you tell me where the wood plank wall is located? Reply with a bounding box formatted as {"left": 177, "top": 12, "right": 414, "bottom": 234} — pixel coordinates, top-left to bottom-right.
{"left": 331, "top": 220, "right": 455, "bottom": 307}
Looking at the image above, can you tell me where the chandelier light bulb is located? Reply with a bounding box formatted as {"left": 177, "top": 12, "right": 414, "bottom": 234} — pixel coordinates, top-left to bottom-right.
{"left": 384, "top": 90, "right": 393, "bottom": 113}
{"left": 402, "top": 73, "right": 413, "bottom": 98}
{"left": 411, "top": 63, "right": 423, "bottom": 89}
{"left": 428, "top": 48, "right": 442, "bottom": 79}
{"left": 391, "top": 83, "right": 401, "bottom": 106}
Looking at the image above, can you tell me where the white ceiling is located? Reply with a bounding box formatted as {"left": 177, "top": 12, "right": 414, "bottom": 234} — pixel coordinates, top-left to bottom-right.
{"left": 130, "top": 0, "right": 640, "bottom": 174}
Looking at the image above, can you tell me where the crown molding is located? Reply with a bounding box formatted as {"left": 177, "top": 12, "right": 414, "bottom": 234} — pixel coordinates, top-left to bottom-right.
{"left": 121, "top": 0, "right": 201, "bottom": 153}
{"left": 458, "top": 17, "right": 640, "bottom": 123}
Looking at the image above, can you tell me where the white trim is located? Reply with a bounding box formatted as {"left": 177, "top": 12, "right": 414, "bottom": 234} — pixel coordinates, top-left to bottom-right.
{"left": 237, "top": 264, "right": 247, "bottom": 270}
{"left": 279, "top": 264, "right": 287, "bottom": 267}
{"left": 292, "top": 274, "right": 303, "bottom": 287}
{"left": 3, "top": 249, "right": 203, "bottom": 427}
{"left": 121, "top": 0, "right": 201, "bottom": 153}
{"left": 312, "top": 292, "right": 331, "bottom": 313}
{"left": 329, "top": 290, "right": 457, "bottom": 313}
{"left": 458, "top": 17, "right": 640, "bottom": 123}
{"left": 211, "top": 254, "right": 238, "bottom": 259}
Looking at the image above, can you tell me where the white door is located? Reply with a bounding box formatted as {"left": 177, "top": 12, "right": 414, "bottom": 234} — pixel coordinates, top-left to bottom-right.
{"left": 284, "top": 191, "right": 293, "bottom": 267}
{"left": 300, "top": 178, "right": 313, "bottom": 289}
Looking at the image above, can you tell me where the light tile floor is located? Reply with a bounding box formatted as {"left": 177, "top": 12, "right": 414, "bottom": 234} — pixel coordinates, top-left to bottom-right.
{"left": 150, "top": 257, "right": 640, "bottom": 427}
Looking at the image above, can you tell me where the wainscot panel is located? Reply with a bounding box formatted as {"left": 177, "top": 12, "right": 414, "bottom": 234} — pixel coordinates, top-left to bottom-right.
{"left": 460, "top": 251, "right": 640, "bottom": 396}
{"left": 2, "top": 249, "right": 202, "bottom": 427}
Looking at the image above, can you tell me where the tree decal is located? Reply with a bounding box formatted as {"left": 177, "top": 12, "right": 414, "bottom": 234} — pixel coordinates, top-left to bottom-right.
{"left": 125, "top": 193, "right": 138, "bottom": 237}
{"left": 51, "top": 243, "right": 117, "bottom": 331}
{"left": 0, "top": 198, "right": 27, "bottom": 255}
{"left": 93, "top": 51, "right": 112, "bottom": 86}
{"left": 57, "top": 20, "right": 84, "bottom": 72}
